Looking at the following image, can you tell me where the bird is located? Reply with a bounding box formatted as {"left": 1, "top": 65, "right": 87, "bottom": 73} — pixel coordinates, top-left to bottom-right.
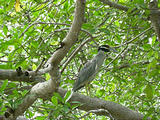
{"left": 65, "top": 45, "right": 116, "bottom": 102}
{"left": 73, "top": 45, "right": 116, "bottom": 92}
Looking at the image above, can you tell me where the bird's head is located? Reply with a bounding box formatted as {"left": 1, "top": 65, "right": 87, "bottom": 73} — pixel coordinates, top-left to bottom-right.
{"left": 98, "top": 45, "right": 117, "bottom": 52}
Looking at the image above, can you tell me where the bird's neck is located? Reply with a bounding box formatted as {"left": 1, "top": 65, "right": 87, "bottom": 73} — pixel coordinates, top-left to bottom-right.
{"left": 96, "top": 50, "right": 106, "bottom": 65}
{"left": 98, "top": 50, "right": 106, "bottom": 55}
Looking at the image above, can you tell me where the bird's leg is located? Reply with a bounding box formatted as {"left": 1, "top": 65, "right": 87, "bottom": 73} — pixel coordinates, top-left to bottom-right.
{"left": 85, "top": 83, "right": 91, "bottom": 96}
{"left": 85, "top": 85, "right": 88, "bottom": 96}
{"left": 88, "top": 84, "right": 91, "bottom": 96}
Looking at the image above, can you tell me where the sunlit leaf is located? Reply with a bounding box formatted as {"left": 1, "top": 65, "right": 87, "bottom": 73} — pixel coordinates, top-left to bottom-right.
{"left": 15, "top": 0, "right": 21, "bottom": 12}
{"left": 51, "top": 96, "right": 58, "bottom": 106}
{"left": 45, "top": 73, "right": 50, "bottom": 80}
{"left": 64, "top": 90, "right": 72, "bottom": 103}
{"left": 3, "top": 25, "right": 8, "bottom": 36}
{"left": 151, "top": 35, "right": 156, "bottom": 46}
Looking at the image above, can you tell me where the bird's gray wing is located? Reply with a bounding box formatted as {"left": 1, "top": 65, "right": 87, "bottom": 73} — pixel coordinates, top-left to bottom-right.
{"left": 73, "top": 59, "right": 97, "bottom": 91}
{"left": 79, "top": 59, "right": 97, "bottom": 81}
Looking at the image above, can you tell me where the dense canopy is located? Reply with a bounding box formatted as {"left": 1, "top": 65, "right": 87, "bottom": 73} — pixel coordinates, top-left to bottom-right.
{"left": 0, "top": 0, "right": 159, "bottom": 120}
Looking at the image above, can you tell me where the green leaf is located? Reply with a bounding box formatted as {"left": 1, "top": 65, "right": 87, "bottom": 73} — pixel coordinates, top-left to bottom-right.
{"left": 82, "top": 23, "right": 93, "bottom": 30}
{"left": 144, "top": 84, "right": 153, "bottom": 100}
{"left": 0, "top": 80, "right": 8, "bottom": 93}
{"left": 0, "top": 9, "right": 4, "bottom": 14}
{"left": 151, "top": 35, "right": 156, "bottom": 46}
{"left": 34, "top": 0, "right": 42, "bottom": 3}
{"left": 71, "top": 101, "right": 82, "bottom": 109}
{"left": 90, "top": 28, "right": 96, "bottom": 34}
{"left": 143, "top": 44, "right": 151, "bottom": 51}
{"left": 3, "top": 25, "right": 8, "bottom": 36}
{"left": 154, "top": 51, "right": 159, "bottom": 59}
{"left": 115, "top": 20, "right": 120, "bottom": 27}
{"left": 99, "top": 28, "right": 110, "bottom": 35}
{"left": 64, "top": 2, "right": 68, "bottom": 9}
{"left": 64, "top": 90, "right": 72, "bottom": 103}
{"left": 35, "top": 116, "right": 46, "bottom": 120}
{"left": 45, "top": 73, "right": 50, "bottom": 80}
{"left": 7, "top": 0, "right": 15, "bottom": 11}
{"left": 32, "top": 64, "right": 37, "bottom": 71}
{"left": 51, "top": 96, "right": 58, "bottom": 106}
{"left": 53, "top": 93, "right": 63, "bottom": 102}
{"left": 147, "top": 63, "right": 151, "bottom": 73}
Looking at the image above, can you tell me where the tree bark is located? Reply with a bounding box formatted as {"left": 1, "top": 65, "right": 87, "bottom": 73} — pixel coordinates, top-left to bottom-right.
{"left": 57, "top": 88, "right": 150, "bottom": 120}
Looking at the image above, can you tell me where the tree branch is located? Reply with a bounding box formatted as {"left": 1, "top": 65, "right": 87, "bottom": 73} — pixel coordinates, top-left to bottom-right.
{"left": 6, "top": 0, "right": 86, "bottom": 119}
{"left": 105, "top": 46, "right": 128, "bottom": 68}
{"left": 123, "top": 27, "right": 153, "bottom": 45}
{"left": 79, "top": 109, "right": 114, "bottom": 119}
{"left": 106, "top": 61, "right": 150, "bottom": 72}
{"left": 61, "top": 37, "right": 94, "bottom": 73}
{"left": 57, "top": 88, "right": 150, "bottom": 120}
{"left": 0, "top": 69, "right": 45, "bottom": 83}
{"left": 19, "top": 22, "right": 70, "bottom": 38}
{"left": 99, "top": 0, "right": 129, "bottom": 11}
{"left": 149, "top": 0, "right": 160, "bottom": 42}
{"left": 47, "top": 0, "right": 86, "bottom": 66}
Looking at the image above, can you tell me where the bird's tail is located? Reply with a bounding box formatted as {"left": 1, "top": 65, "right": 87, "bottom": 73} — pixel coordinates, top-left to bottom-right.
{"left": 64, "top": 89, "right": 74, "bottom": 103}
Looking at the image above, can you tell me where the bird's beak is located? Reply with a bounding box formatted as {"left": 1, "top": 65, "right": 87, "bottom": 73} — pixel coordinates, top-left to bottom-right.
{"left": 110, "top": 47, "right": 118, "bottom": 52}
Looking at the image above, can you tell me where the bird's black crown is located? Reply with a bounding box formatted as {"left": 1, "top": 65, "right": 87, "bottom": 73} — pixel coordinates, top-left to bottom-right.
{"left": 98, "top": 45, "right": 110, "bottom": 52}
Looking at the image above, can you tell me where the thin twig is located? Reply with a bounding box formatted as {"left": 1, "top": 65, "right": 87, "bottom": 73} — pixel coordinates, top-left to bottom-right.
{"left": 19, "top": 22, "right": 70, "bottom": 38}
{"left": 29, "top": 64, "right": 52, "bottom": 76}
{"left": 35, "top": 58, "right": 46, "bottom": 73}
{"left": 106, "top": 46, "right": 128, "bottom": 68}
{"left": 56, "top": 0, "right": 67, "bottom": 7}
{"left": 99, "top": 0, "right": 129, "bottom": 11}
{"left": 115, "top": 27, "right": 153, "bottom": 48}
{"left": 61, "top": 37, "right": 94, "bottom": 73}
{"left": 105, "top": 27, "right": 152, "bottom": 69}
{"left": 106, "top": 61, "right": 150, "bottom": 72}
{"left": 0, "top": 60, "right": 14, "bottom": 63}
{"left": 97, "top": 13, "right": 110, "bottom": 27}
{"left": 60, "top": 30, "right": 98, "bottom": 70}
{"left": 123, "top": 27, "right": 153, "bottom": 45}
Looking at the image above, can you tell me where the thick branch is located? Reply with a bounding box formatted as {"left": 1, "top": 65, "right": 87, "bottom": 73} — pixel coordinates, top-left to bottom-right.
{"left": 13, "top": 93, "right": 37, "bottom": 119}
{"left": 0, "top": 69, "right": 45, "bottom": 82}
{"left": 48, "top": 0, "right": 86, "bottom": 66}
{"left": 5, "top": 87, "right": 150, "bottom": 120}
{"left": 149, "top": 0, "right": 160, "bottom": 42}
{"left": 57, "top": 88, "right": 150, "bottom": 120}
{"left": 5, "top": 0, "right": 86, "bottom": 119}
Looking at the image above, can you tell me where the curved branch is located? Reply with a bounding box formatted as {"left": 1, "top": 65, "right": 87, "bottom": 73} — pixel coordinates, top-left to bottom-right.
{"left": 6, "top": 87, "right": 150, "bottom": 120}
{"left": 6, "top": 0, "right": 86, "bottom": 119}
{"left": 79, "top": 109, "right": 114, "bottom": 119}
{"left": 47, "top": 0, "right": 86, "bottom": 66}
{"left": 57, "top": 88, "right": 150, "bottom": 120}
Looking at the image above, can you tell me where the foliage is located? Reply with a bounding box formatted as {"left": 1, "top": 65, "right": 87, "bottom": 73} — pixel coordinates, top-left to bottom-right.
{"left": 0, "top": 0, "right": 159, "bottom": 119}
